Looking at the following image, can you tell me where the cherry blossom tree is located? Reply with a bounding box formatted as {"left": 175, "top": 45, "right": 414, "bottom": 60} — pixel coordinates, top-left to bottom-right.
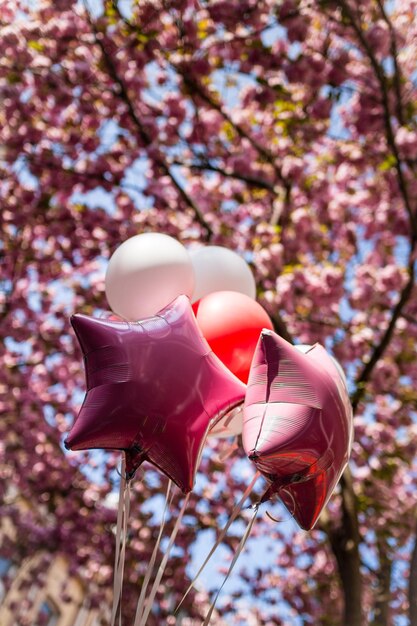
{"left": 1, "top": 0, "right": 417, "bottom": 624}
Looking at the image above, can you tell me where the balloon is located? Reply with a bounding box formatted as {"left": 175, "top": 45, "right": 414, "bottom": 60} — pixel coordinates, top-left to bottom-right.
{"left": 189, "top": 246, "right": 256, "bottom": 302}
{"left": 296, "top": 344, "right": 348, "bottom": 386}
{"left": 65, "top": 295, "right": 245, "bottom": 493}
{"left": 105, "top": 233, "right": 195, "bottom": 321}
{"left": 193, "top": 291, "right": 274, "bottom": 383}
{"left": 243, "top": 330, "right": 353, "bottom": 530}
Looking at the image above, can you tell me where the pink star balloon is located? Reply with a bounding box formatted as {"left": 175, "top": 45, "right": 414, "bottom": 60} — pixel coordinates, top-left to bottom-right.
{"left": 65, "top": 295, "right": 245, "bottom": 493}
{"left": 243, "top": 330, "right": 353, "bottom": 530}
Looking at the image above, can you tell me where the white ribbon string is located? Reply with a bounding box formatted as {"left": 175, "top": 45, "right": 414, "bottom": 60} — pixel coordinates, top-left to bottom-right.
{"left": 202, "top": 506, "right": 258, "bottom": 625}
{"left": 133, "top": 480, "right": 173, "bottom": 626}
{"left": 118, "top": 479, "right": 131, "bottom": 626}
{"left": 175, "top": 471, "right": 260, "bottom": 613}
{"left": 111, "top": 458, "right": 129, "bottom": 626}
{"left": 218, "top": 439, "right": 239, "bottom": 462}
{"left": 111, "top": 461, "right": 126, "bottom": 626}
{"left": 139, "top": 492, "right": 191, "bottom": 626}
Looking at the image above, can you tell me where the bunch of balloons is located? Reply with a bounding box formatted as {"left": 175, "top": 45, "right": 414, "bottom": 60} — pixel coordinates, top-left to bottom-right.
{"left": 104, "top": 232, "right": 273, "bottom": 383}
{"left": 66, "top": 232, "right": 353, "bottom": 530}
{"left": 65, "top": 232, "right": 353, "bottom": 625}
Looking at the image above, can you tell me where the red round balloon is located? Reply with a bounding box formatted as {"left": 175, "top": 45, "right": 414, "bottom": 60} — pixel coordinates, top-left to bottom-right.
{"left": 193, "top": 291, "right": 274, "bottom": 383}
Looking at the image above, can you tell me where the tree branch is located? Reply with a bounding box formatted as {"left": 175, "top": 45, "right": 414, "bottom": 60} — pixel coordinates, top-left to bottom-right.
{"left": 351, "top": 259, "right": 415, "bottom": 412}
{"left": 176, "top": 66, "right": 286, "bottom": 179}
{"left": 109, "top": 0, "right": 292, "bottom": 225}
{"left": 375, "top": 0, "right": 405, "bottom": 127}
{"left": 269, "top": 311, "right": 294, "bottom": 344}
{"left": 83, "top": 4, "right": 213, "bottom": 241}
{"left": 177, "top": 66, "right": 294, "bottom": 226}
{"left": 321, "top": 467, "right": 362, "bottom": 626}
{"left": 333, "top": 0, "right": 417, "bottom": 412}
{"left": 170, "top": 159, "right": 275, "bottom": 191}
{"left": 371, "top": 538, "right": 392, "bottom": 626}
{"left": 311, "top": 6, "right": 417, "bottom": 625}
{"left": 338, "top": 0, "right": 417, "bottom": 236}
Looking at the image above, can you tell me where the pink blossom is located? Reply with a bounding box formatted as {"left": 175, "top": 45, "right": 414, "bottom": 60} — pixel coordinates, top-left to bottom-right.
{"left": 396, "top": 126, "right": 417, "bottom": 159}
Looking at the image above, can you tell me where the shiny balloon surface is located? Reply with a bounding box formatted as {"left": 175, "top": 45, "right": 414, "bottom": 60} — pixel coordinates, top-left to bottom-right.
{"left": 243, "top": 330, "right": 353, "bottom": 530}
{"left": 66, "top": 296, "right": 245, "bottom": 492}
{"left": 193, "top": 291, "right": 273, "bottom": 383}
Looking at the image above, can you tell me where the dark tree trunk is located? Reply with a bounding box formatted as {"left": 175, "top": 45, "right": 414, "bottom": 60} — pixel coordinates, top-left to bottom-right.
{"left": 324, "top": 469, "right": 362, "bottom": 626}
{"left": 371, "top": 540, "right": 391, "bottom": 626}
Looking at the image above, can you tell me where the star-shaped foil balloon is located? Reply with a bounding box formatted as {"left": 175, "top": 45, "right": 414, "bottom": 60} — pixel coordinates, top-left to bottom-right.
{"left": 243, "top": 330, "right": 353, "bottom": 530}
{"left": 65, "top": 295, "right": 245, "bottom": 493}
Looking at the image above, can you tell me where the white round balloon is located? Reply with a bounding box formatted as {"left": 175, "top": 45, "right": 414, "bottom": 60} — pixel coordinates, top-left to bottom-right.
{"left": 189, "top": 246, "right": 256, "bottom": 302}
{"left": 105, "top": 233, "right": 195, "bottom": 321}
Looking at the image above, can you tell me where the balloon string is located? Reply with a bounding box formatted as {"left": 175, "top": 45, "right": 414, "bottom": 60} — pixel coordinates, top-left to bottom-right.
{"left": 119, "top": 479, "right": 131, "bottom": 626}
{"left": 133, "top": 480, "right": 173, "bottom": 626}
{"left": 139, "top": 492, "right": 190, "bottom": 626}
{"left": 115, "top": 457, "right": 127, "bottom": 569}
{"left": 110, "top": 457, "right": 130, "bottom": 626}
{"left": 202, "top": 506, "right": 258, "bottom": 625}
{"left": 175, "top": 471, "right": 260, "bottom": 614}
{"left": 110, "top": 459, "right": 126, "bottom": 626}
{"left": 218, "top": 439, "right": 239, "bottom": 462}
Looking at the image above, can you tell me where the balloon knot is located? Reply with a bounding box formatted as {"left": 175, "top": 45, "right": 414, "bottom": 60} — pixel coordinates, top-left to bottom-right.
{"left": 125, "top": 469, "right": 136, "bottom": 481}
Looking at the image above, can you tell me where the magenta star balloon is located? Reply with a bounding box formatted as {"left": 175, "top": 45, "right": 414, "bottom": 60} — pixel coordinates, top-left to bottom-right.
{"left": 65, "top": 295, "right": 245, "bottom": 493}
{"left": 243, "top": 330, "right": 353, "bottom": 530}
